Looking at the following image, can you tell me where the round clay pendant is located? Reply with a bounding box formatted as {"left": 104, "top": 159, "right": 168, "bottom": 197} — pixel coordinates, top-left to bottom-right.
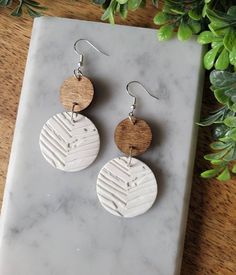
{"left": 60, "top": 75, "right": 94, "bottom": 112}
{"left": 97, "top": 156, "right": 157, "bottom": 218}
{"left": 114, "top": 118, "right": 152, "bottom": 156}
{"left": 39, "top": 112, "right": 100, "bottom": 172}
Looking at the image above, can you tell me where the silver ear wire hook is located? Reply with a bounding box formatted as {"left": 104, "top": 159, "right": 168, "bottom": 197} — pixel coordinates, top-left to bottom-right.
{"left": 74, "top": 39, "right": 109, "bottom": 57}
{"left": 73, "top": 39, "right": 109, "bottom": 72}
{"left": 126, "top": 81, "right": 159, "bottom": 123}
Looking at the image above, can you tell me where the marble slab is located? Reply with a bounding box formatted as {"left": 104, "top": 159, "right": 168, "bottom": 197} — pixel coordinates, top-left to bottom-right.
{"left": 0, "top": 17, "right": 205, "bottom": 275}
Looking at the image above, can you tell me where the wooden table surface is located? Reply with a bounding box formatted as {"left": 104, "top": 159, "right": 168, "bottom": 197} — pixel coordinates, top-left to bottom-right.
{"left": 0, "top": 1, "right": 235, "bottom": 274}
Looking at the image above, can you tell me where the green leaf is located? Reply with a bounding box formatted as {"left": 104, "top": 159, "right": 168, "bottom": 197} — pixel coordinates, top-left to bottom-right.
{"left": 153, "top": 12, "right": 169, "bottom": 25}
{"left": 223, "top": 147, "right": 236, "bottom": 161}
{"left": 197, "top": 31, "right": 215, "bottom": 44}
{"left": 226, "top": 128, "right": 236, "bottom": 141}
{"left": 227, "top": 6, "right": 236, "bottom": 17}
{"left": 206, "top": 8, "right": 235, "bottom": 24}
{"left": 24, "top": 0, "right": 45, "bottom": 8}
{"left": 210, "top": 70, "right": 236, "bottom": 110}
{"left": 199, "top": 106, "right": 228, "bottom": 126}
{"left": 177, "top": 22, "right": 192, "bottom": 41}
{"left": 210, "top": 70, "right": 236, "bottom": 87}
{"left": 214, "top": 88, "right": 229, "bottom": 105}
{"left": 120, "top": 3, "right": 128, "bottom": 19}
{"left": 170, "top": 8, "right": 185, "bottom": 15}
{"left": 210, "top": 141, "right": 231, "bottom": 150}
{"left": 210, "top": 159, "right": 226, "bottom": 165}
{"left": 231, "top": 103, "right": 236, "bottom": 112}
{"left": 204, "top": 148, "right": 230, "bottom": 160}
{"left": 224, "top": 117, "right": 236, "bottom": 127}
{"left": 213, "top": 124, "right": 229, "bottom": 140}
{"left": 215, "top": 48, "right": 229, "bottom": 70}
{"left": 232, "top": 164, "right": 236, "bottom": 173}
{"left": 204, "top": 45, "right": 222, "bottom": 70}
{"left": 117, "top": 0, "right": 128, "bottom": 4}
{"left": 11, "top": 5, "right": 22, "bottom": 16}
{"left": 217, "top": 167, "right": 231, "bottom": 181}
{"left": 0, "top": 0, "right": 12, "bottom": 7}
{"left": 188, "top": 19, "right": 201, "bottom": 34}
{"left": 201, "top": 168, "right": 221, "bottom": 178}
{"left": 188, "top": 9, "right": 201, "bottom": 21}
{"left": 211, "top": 40, "right": 223, "bottom": 48}
{"left": 27, "top": 6, "right": 41, "bottom": 17}
{"left": 223, "top": 28, "right": 236, "bottom": 52}
{"left": 128, "top": 0, "right": 142, "bottom": 10}
{"left": 101, "top": 0, "right": 117, "bottom": 24}
{"left": 229, "top": 46, "right": 236, "bottom": 66}
{"left": 157, "top": 24, "right": 174, "bottom": 41}
{"left": 202, "top": 3, "right": 207, "bottom": 17}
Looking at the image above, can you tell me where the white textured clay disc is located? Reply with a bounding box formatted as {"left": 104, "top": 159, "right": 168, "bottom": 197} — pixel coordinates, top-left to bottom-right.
{"left": 97, "top": 156, "right": 157, "bottom": 218}
{"left": 39, "top": 112, "right": 100, "bottom": 172}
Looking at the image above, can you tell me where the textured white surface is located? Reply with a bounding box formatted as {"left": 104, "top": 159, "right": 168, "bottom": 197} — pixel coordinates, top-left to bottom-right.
{"left": 0, "top": 17, "right": 205, "bottom": 275}
{"left": 39, "top": 112, "right": 100, "bottom": 172}
{"left": 97, "top": 157, "right": 157, "bottom": 218}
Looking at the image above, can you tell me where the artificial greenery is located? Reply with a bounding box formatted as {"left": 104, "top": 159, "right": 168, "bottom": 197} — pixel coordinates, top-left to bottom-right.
{"left": 1, "top": 0, "right": 236, "bottom": 181}
{"left": 0, "top": 0, "right": 46, "bottom": 17}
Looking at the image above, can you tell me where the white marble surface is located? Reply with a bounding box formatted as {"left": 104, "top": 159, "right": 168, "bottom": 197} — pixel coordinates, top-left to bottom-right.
{"left": 0, "top": 17, "right": 205, "bottom": 275}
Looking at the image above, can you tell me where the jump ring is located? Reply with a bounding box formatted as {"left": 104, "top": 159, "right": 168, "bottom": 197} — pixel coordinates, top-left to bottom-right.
{"left": 71, "top": 102, "right": 79, "bottom": 123}
{"left": 127, "top": 146, "right": 133, "bottom": 167}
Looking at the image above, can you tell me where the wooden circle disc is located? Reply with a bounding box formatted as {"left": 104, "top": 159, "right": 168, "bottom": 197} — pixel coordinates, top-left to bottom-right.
{"left": 60, "top": 75, "right": 94, "bottom": 112}
{"left": 114, "top": 118, "right": 152, "bottom": 156}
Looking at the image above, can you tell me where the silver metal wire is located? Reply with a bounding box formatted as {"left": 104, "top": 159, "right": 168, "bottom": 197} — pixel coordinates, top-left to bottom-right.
{"left": 73, "top": 39, "right": 109, "bottom": 70}
{"left": 71, "top": 102, "right": 79, "bottom": 123}
{"left": 126, "top": 80, "right": 159, "bottom": 123}
{"left": 73, "top": 68, "right": 83, "bottom": 80}
{"left": 127, "top": 146, "right": 133, "bottom": 167}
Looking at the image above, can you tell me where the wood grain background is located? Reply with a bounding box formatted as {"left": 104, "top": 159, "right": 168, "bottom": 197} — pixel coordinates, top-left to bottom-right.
{"left": 0, "top": 1, "right": 235, "bottom": 274}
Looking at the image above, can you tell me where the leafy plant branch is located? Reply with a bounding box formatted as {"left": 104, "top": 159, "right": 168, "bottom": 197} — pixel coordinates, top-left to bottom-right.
{"left": 0, "top": 0, "right": 47, "bottom": 17}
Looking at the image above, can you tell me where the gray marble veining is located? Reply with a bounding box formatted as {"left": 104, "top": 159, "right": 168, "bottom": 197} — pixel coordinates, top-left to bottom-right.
{"left": 0, "top": 17, "right": 204, "bottom": 275}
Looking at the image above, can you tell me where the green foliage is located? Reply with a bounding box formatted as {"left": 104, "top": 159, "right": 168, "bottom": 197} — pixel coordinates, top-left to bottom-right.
{"left": 92, "top": 0, "right": 152, "bottom": 23}
{"left": 2, "top": 0, "right": 236, "bottom": 181}
{"left": 201, "top": 135, "right": 236, "bottom": 180}
{"left": 199, "top": 70, "right": 236, "bottom": 179}
{"left": 154, "top": 0, "right": 204, "bottom": 41}
{"left": 197, "top": 6, "right": 236, "bottom": 70}
{"left": 0, "top": 0, "right": 47, "bottom": 17}
{"left": 198, "top": 106, "right": 232, "bottom": 127}
{"left": 210, "top": 70, "right": 236, "bottom": 111}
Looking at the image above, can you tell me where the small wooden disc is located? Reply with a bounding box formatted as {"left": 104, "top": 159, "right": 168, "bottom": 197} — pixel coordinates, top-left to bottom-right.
{"left": 60, "top": 75, "right": 94, "bottom": 112}
{"left": 114, "top": 118, "right": 152, "bottom": 156}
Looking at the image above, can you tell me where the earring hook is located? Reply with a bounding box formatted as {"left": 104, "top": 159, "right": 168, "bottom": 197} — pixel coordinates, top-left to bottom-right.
{"left": 126, "top": 81, "right": 159, "bottom": 123}
{"left": 74, "top": 39, "right": 109, "bottom": 65}
{"left": 73, "top": 39, "right": 109, "bottom": 79}
{"left": 126, "top": 81, "right": 159, "bottom": 105}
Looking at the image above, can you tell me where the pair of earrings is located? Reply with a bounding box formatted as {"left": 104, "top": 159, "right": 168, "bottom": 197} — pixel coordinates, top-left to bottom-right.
{"left": 39, "top": 39, "right": 158, "bottom": 218}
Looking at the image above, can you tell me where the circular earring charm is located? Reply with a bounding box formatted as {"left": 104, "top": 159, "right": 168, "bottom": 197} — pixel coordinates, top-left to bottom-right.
{"left": 97, "top": 81, "right": 158, "bottom": 218}
{"left": 39, "top": 39, "right": 108, "bottom": 172}
{"left": 39, "top": 112, "right": 99, "bottom": 172}
{"left": 97, "top": 156, "right": 157, "bottom": 218}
